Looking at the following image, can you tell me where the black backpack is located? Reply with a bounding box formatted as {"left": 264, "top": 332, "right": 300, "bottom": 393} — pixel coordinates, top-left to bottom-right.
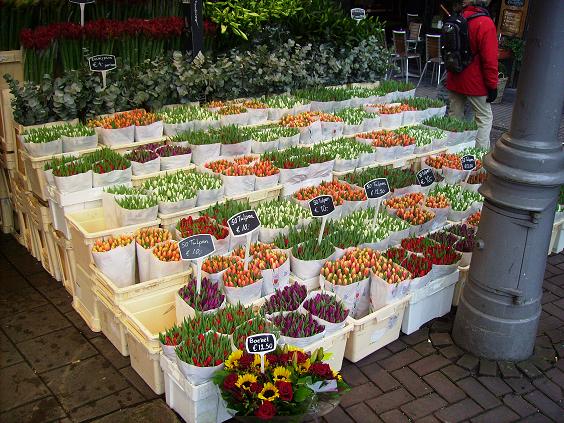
{"left": 441, "top": 8, "right": 490, "bottom": 73}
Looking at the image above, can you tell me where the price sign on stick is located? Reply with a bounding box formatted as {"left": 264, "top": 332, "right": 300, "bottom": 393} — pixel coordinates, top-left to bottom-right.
{"left": 461, "top": 155, "right": 476, "bottom": 171}
{"left": 309, "top": 195, "right": 335, "bottom": 245}
{"left": 246, "top": 333, "right": 277, "bottom": 374}
{"left": 351, "top": 8, "right": 366, "bottom": 21}
{"left": 228, "top": 210, "right": 261, "bottom": 270}
{"left": 179, "top": 234, "right": 215, "bottom": 293}
{"left": 416, "top": 168, "right": 436, "bottom": 187}
{"left": 70, "top": 0, "right": 95, "bottom": 27}
{"left": 88, "top": 55, "right": 116, "bottom": 90}
{"left": 364, "top": 178, "right": 390, "bottom": 228}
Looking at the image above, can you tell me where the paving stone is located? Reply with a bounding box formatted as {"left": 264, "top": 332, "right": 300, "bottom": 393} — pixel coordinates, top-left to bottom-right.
{"left": 541, "top": 292, "right": 558, "bottom": 304}
{"left": 470, "top": 406, "right": 520, "bottom": 423}
{"left": 366, "top": 388, "right": 414, "bottom": 414}
{"left": 457, "top": 353, "right": 479, "bottom": 371}
{"left": 1, "top": 303, "right": 71, "bottom": 343}
{"left": 517, "top": 413, "right": 554, "bottom": 423}
{"left": 90, "top": 399, "right": 181, "bottom": 423}
{"left": 345, "top": 402, "right": 383, "bottom": 423}
{"left": 409, "top": 354, "right": 451, "bottom": 376}
{"left": 342, "top": 364, "right": 370, "bottom": 386}
{"left": 524, "top": 390, "right": 564, "bottom": 421}
{"left": 545, "top": 326, "right": 564, "bottom": 343}
{"left": 41, "top": 287, "right": 73, "bottom": 314}
{"left": 0, "top": 285, "right": 48, "bottom": 319}
{"left": 64, "top": 310, "right": 101, "bottom": 339}
{"left": 322, "top": 406, "right": 354, "bottom": 423}
{"left": 69, "top": 387, "right": 146, "bottom": 422}
{"left": 25, "top": 271, "right": 60, "bottom": 293}
{"left": 532, "top": 377, "right": 563, "bottom": 402}
{"left": 415, "top": 415, "right": 440, "bottom": 423}
{"left": 439, "top": 345, "right": 463, "bottom": 360}
{"left": 340, "top": 383, "right": 382, "bottom": 408}
{"left": 423, "top": 371, "right": 466, "bottom": 403}
{"left": 387, "top": 339, "right": 408, "bottom": 353}
{"left": 545, "top": 367, "right": 564, "bottom": 388}
{"left": 478, "top": 376, "right": 512, "bottom": 396}
{"left": 429, "top": 333, "right": 453, "bottom": 348}
{"left": 538, "top": 315, "right": 563, "bottom": 333}
{"left": 380, "top": 409, "right": 410, "bottom": 423}
{"left": 505, "top": 377, "right": 535, "bottom": 394}
{"left": 413, "top": 341, "right": 436, "bottom": 357}
{"left": 355, "top": 347, "right": 392, "bottom": 367}
{"left": 401, "top": 327, "right": 429, "bottom": 346}
{"left": 0, "top": 329, "right": 23, "bottom": 368}
{"left": 516, "top": 360, "right": 543, "bottom": 379}
{"left": 0, "top": 362, "right": 50, "bottom": 412}
{"left": 457, "top": 377, "right": 501, "bottom": 410}
{"left": 90, "top": 336, "right": 131, "bottom": 369}
{"left": 434, "top": 398, "right": 483, "bottom": 422}
{"left": 498, "top": 361, "right": 521, "bottom": 378}
{"left": 441, "top": 364, "right": 470, "bottom": 382}
{"left": 42, "top": 355, "right": 129, "bottom": 410}
{"left": 380, "top": 349, "right": 422, "bottom": 371}
{"left": 17, "top": 326, "right": 97, "bottom": 373}
{"left": 0, "top": 396, "right": 66, "bottom": 423}
{"left": 120, "top": 367, "right": 160, "bottom": 401}
{"left": 360, "top": 364, "right": 401, "bottom": 392}
{"left": 400, "top": 393, "right": 446, "bottom": 420}
{"left": 392, "top": 367, "right": 432, "bottom": 397}
{"left": 7, "top": 255, "right": 46, "bottom": 276}
{"left": 478, "top": 359, "right": 497, "bottom": 376}
{"left": 543, "top": 303, "right": 564, "bottom": 320}
{"left": 429, "top": 319, "right": 453, "bottom": 333}
{"left": 502, "top": 394, "right": 538, "bottom": 417}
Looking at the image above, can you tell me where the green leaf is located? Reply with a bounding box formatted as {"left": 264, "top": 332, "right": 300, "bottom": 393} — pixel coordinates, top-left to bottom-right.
{"left": 293, "top": 386, "right": 312, "bottom": 402}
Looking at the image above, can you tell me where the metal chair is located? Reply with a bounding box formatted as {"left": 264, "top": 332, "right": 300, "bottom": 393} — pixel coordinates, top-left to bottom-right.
{"left": 407, "top": 22, "right": 423, "bottom": 53}
{"left": 417, "top": 34, "right": 445, "bottom": 87}
{"left": 392, "top": 30, "right": 422, "bottom": 82}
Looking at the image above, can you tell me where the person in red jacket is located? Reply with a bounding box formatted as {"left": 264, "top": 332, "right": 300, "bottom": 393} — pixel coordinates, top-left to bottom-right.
{"left": 446, "top": 0, "right": 498, "bottom": 149}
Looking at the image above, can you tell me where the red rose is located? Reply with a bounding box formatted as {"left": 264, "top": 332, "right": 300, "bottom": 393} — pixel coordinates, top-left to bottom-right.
{"left": 309, "top": 362, "right": 333, "bottom": 379}
{"left": 250, "top": 382, "right": 263, "bottom": 394}
{"left": 266, "top": 354, "right": 279, "bottom": 366}
{"left": 255, "top": 401, "right": 277, "bottom": 420}
{"left": 276, "top": 381, "right": 293, "bottom": 401}
{"left": 223, "top": 373, "right": 238, "bottom": 390}
{"left": 239, "top": 354, "right": 254, "bottom": 369}
{"left": 294, "top": 351, "right": 309, "bottom": 364}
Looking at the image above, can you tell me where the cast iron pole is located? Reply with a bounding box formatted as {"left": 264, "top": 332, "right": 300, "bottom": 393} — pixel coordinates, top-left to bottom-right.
{"left": 452, "top": 0, "right": 564, "bottom": 361}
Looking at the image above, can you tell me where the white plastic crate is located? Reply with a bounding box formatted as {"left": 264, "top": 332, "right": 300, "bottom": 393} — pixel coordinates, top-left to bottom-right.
{"left": 401, "top": 270, "right": 459, "bottom": 335}
{"left": 160, "top": 354, "right": 231, "bottom": 423}
{"left": 73, "top": 263, "right": 101, "bottom": 332}
{"left": 344, "top": 296, "right": 410, "bottom": 363}
{"left": 549, "top": 216, "right": 564, "bottom": 254}
{"left": 452, "top": 266, "right": 468, "bottom": 307}
{"left": 303, "top": 323, "right": 353, "bottom": 371}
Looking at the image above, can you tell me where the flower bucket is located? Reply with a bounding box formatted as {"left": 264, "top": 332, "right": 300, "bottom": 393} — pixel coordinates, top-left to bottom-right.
{"left": 98, "top": 125, "right": 135, "bottom": 146}
{"left": 92, "top": 240, "right": 136, "bottom": 288}
{"left": 224, "top": 279, "right": 264, "bottom": 305}
{"left": 135, "top": 121, "right": 163, "bottom": 142}
{"left": 62, "top": 134, "right": 98, "bottom": 153}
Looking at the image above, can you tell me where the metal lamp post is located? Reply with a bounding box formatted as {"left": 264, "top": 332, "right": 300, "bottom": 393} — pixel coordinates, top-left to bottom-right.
{"left": 452, "top": 0, "right": 564, "bottom": 361}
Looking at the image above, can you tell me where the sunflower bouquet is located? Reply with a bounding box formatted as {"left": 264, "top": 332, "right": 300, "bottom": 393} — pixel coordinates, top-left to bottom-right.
{"left": 213, "top": 346, "right": 348, "bottom": 421}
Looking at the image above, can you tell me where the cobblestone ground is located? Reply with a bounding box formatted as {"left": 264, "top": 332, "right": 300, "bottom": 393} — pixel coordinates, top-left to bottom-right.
{"left": 1, "top": 80, "right": 563, "bottom": 422}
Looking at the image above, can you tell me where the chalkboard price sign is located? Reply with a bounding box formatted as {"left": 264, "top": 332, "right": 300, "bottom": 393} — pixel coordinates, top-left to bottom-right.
{"left": 228, "top": 210, "right": 261, "bottom": 237}
{"left": 351, "top": 8, "right": 366, "bottom": 20}
{"left": 364, "top": 178, "right": 390, "bottom": 199}
{"left": 88, "top": 55, "right": 116, "bottom": 72}
{"left": 416, "top": 168, "right": 436, "bottom": 187}
{"left": 461, "top": 155, "right": 477, "bottom": 171}
{"left": 179, "top": 234, "right": 215, "bottom": 261}
{"left": 246, "top": 333, "right": 277, "bottom": 355}
{"left": 309, "top": 195, "right": 335, "bottom": 217}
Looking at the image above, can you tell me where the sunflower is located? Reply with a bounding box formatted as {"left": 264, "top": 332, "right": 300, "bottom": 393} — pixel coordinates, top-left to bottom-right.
{"left": 258, "top": 382, "right": 279, "bottom": 401}
{"left": 296, "top": 359, "right": 311, "bottom": 374}
{"left": 225, "top": 350, "right": 243, "bottom": 370}
{"left": 253, "top": 354, "right": 269, "bottom": 370}
{"left": 272, "top": 366, "right": 291, "bottom": 382}
{"left": 287, "top": 346, "right": 304, "bottom": 353}
{"left": 236, "top": 373, "right": 257, "bottom": 391}
{"left": 333, "top": 370, "right": 343, "bottom": 382}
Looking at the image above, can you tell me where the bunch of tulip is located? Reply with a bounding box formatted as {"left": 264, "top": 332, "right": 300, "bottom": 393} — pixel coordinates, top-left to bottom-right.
{"left": 223, "top": 259, "right": 262, "bottom": 288}
{"left": 205, "top": 159, "right": 242, "bottom": 175}
{"left": 280, "top": 112, "right": 320, "bottom": 128}
{"left": 422, "top": 243, "right": 461, "bottom": 266}
{"left": 294, "top": 181, "right": 366, "bottom": 206}
{"left": 124, "top": 149, "right": 158, "bottom": 164}
{"left": 135, "top": 228, "right": 171, "bottom": 249}
{"left": 251, "top": 249, "right": 288, "bottom": 271}
{"left": 401, "top": 236, "right": 438, "bottom": 254}
{"left": 156, "top": 145, "right": 191, "bottom": 157}
{"left": 152, "top": 240, "right": 181, "bottom": 262}
{"left": 263, "top": 284, "right": 307, "bottom": 315}
{"left": 459, "top": 147, "right": 488, "bottom": 161}
{"left": 261, "top": 94, "right": 305, "bottom": 108}
{"left": 51, "top": 159, "right": 91, "bottom": 177}
{"left": 423, "top": 115, "right": 478, "bottom": 132}
{"left": 272, "top": 220, "right": 330, "bottom": 251}
{"left": 218, "top": 105, "right": 247, "bottom": 115}
{"left": 206, "top": 100, "right": 226, "bottom": 108}
{"left": 402, "top": 97, "right": 445, "bottom": 110}
{"left": 395, "top": 207, "right": 435, "bottom": 225}
{"left": 175, "top": 332, "right": 231, "bottom": 367}
{"left": 159, "top": 324, "right": 182, "bottom": 347}
{"left": 271, "top": 312, "right": 325, "bottom": 338}
{"left": 144, "top": 170, "right": 221, "bottom": 195}
{"left": 231, "top": 243, "right": 276, "bottom": 260}
{"left": 23, "top": 124, "right": 95, "bottom": 143}
{"left": 313, "top": 138, "right": 373, "bottom": 161}
{"left": 454, "top": 235, "right": 475, "bottom": 253}
{"left": 358, "top": 129, "right": 415, "bottom": 148}
{"left": 293, "top": 87, "right": 351, "bottom": 102}
{"left": 334, "top": 107, "right": 377, "bottom": 125}
{"left": 246, "top": 125, "right": 300, "bottom": 142}
{"left": 429, "top": 185, "right": 482, "bottom": 211}
{"left": 202, "top": 199, "right": 251, "bottom": 227}
{"left": 92, "top": 234, "right": 133, "bottom": 253}
{"left": 445, "top": 223, "right": 477, "bottom": 238}
{"left": 178, "top": 277, "right": 225, "bottom": 312}
{"left": 321, "top": 248, "right": 376, "bottom": 285}
{"left": 115, "top": 195, "right": 158, "bottom": 210}
{"left": 302, "top": 293, "right": 349, "bottom": 324}
{"left": 369, "top": 251, "right": 412, "bottom": 284}
{"left": 384, "top": 193, "right": 424, "bottom": 209}
{"left": 233, "top": 156, "right": 256, "bottom": 166}
{"left": 105, "top": 185, "right": 142, "bottom": 196}
{"left": 177, "top": 216, "right": 229, "bottom": 240}
{"left": 255, "top": 199, "right": 310, "bottom": 229}
{"left": 202, "top": 256, "right": 239, "bottom": 275}
{"left": 211, "top": 303, "right": 256, "bottom": 335}
{"left": 465, "top": 212, "right": 481, "bottom": 227}
{"left": 157, "top": 106, "right": 218, "bottom": 124}
{"left": 88, "top": 109, "right": 158, "bottom": 129}
{"left": 427, "top": 231, "right": 460, "bottom": 246}
{"left": 336, "top": 209, "right": 409, "bottom": 233}
{"left": 316, "top": 112, "right": 343, "bottom": 123}
{"left": 150, "top": 184, "right": 197, "bottom": 204}
{"left": 92, "top": 156, "right": 131, "bottom": 175}
{"left": 343, "top": 165, "right": 417, "bottom": 191}
{"left": 371, "top": 103, "right": 415, "bottom": 114}
{"left": 425, "top": 194, "right": 450, "bottom": 209}
{"left": 425, "top": 153, "right": 482, "bottom": 171}
{"left": 385, "top": 247, "right": 432, "bottom": 278}
{"left": 395, "top": 126, "right": 445, "bottom": 147}
{"left": 242, "top": 100, "right": 268, "bottom": 109}
{"left": 292, "top": 238, "right": 334, "bottom": 261}
{"left": 232, "top": 317, "right": 278, "bottom": 350}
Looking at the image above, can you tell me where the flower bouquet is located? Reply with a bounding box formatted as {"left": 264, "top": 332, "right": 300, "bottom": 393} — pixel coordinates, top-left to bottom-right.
{"left": 202, "top": 255, "right": 240, "bottom": 284}
{"left": 263, "top": 284, "right": 308, "bottom": 318}
{"left": 248, "top": 126, "right": 300, "bottom": 153}
{"left": 91, "top": 151, "right": 132, "bottom": 188}
{"left": 88, "top": 110, "right": 141, "bottom": 146}
{"left": 176, "top": 332, "right": 232, "bottom": 385}
{"left": 51, "top": 157, "right": 92, "bottom": 193}
{"left": 156, "top": 144, "right": 192, "bottom": 171}
{"left": 271, "top": 312, "right": 326, "bottom": 348}
{"left": 232, "top": 317, "right": 279, "bottom": 351}
{"left": 91, "top": 235, "right": 136, "bottom": 288}
{"left": 219, "top": 105, "right": 249, "bottom": 126}
{"left": 58, "top": 123, "right": 98, "bottom": 153}
{"left": 385, "top": 247, "right": 431, "bottom": 291}
{"left": 429, "top": 184, "right": 482, "bottom": 222}
{"left": 262, "top": 94, "right": 310, "bottom": 121}
{"left": 290, "top": 238, "right": 335, "bottom": 281}
{"left": 242, "top": 100, "right": 269, "bottom": 125}
{"left": 144, "top": 174, "right": 197, "bottom": 215}
{"left": 300, "top": 291, "right": 348, "bottom": 334}
{"left": 255, "top": 199, "right": 311, "bottom": 243}
{"left": 251, "top": 248, "right": 291, "bottom": 295}
{"left": 114, "top": 194, "right": 159, "bottom": 226}
{"left": 343, "top": 166, "right": 419, "bottom": 199}
{"left": 465, "top": 211, "right": 481, "bottom": 227}
{"left": 280, "top": 113, "right": 322, "bottom": 145}
{"left": 125, "top": 148, "right": 161, "bottom": 176}
{"left": 315, "top": 112, "right": 344, "bottom": 140}
{"left": 159, "top": 324, "right": 182, "bottom": 359}
{"left": 357, "top": 130, "right": 416, "bottom": 162}
{"left": 158, "top": 105, "right": 219, "bottom": 135}
{"left": 313, "top": 138, "right": 373, "bottom": 173}
{"left": 135, "top": 227, "right": 172, "bottom": 282}
{"left": 20, "top": 126, "right": 63, "bottom": 156}
{"left": 403, "top": 97, "right": 446, "bottom": 120}
{"left": 176, "top": 277, "right": 226, "bottom": 322}
{"left": 131, "top": 111, "right": 163, "bottom": 142}
{"left": 150, "top": 240, "right": 189, "bottom": 279}
{"left": 223, "top": 259, "right": 264, "bottom": 305}
{"left": 184, "top": 129, "right": 222, "bottom": 165}
{"left": 214, "top": 346, "right": 348, "bottom": 422}
{"left": 422, "top": 115, "right": 478, "bottom": 145}
{"left": 334, "top": 108, "right": 378, "bottom": 135}
{"left": 177, "top": 215, "right": 229, "bottom": 254}
{"left": 396, "top": 125, "right": 446, "bottom": 154}
{"left": 204, "top": 159, "right": 256, "bottom": 196}
{"left": 252, "top": 159, "right": 280, "bottom": 190}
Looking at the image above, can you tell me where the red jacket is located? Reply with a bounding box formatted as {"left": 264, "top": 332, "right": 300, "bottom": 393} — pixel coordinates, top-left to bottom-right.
{"left": 446, "top": 6, "right": 499, "bottom": 96}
